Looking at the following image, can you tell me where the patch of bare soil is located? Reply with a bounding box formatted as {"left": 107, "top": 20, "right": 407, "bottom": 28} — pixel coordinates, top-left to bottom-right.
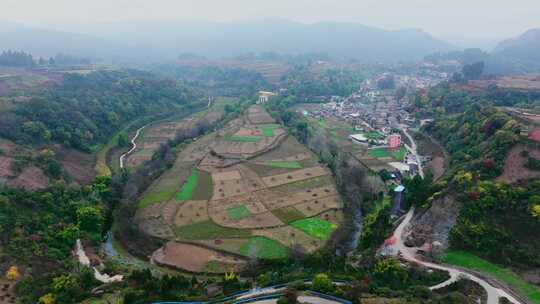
{"left": 0, "top": 278, "right": 17, "bottom": 304}
{"left": 6, "top": 166, "right": 49, "bottom": 191}
{"left": 426, "top": 156, "right": 445, "bottom": 180}
{"left": 56, "top": 148, "right": 96, "bottom": 185}
{"left": 497, "top": 145, "right": 540, "bottom": 183}
{"left": 406, "top": 195, "right": 461, "bottom": 250}
{"left": 0, "top": 156, "right": 14, "bottom": 178}
{"left": 151, "top": 242, "right": 245, "bottom": 273}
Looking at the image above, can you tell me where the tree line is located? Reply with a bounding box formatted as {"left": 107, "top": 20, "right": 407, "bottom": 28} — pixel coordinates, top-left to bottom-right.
{"left": 0, "top": 70, "right": 202, "bottom": 151}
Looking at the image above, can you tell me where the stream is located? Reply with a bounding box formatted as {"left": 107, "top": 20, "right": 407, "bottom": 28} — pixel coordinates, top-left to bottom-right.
{"left": 341, "top": 204, "right": 362, "bottom": 255}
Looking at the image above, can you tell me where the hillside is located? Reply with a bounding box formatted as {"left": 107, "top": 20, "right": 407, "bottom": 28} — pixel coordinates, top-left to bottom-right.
{"left": 0, "top": 68, "right": 201, "bottom": 189}
{"left": 494, "top": 28, "right": 540, "bottom": 62}
{"left": 405, "top": 84, "right": 540, "bottom": 303}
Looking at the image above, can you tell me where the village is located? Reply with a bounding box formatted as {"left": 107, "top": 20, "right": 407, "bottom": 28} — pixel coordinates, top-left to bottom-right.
{"left": 253, "top": 66, "right": 451, "bottom": 221}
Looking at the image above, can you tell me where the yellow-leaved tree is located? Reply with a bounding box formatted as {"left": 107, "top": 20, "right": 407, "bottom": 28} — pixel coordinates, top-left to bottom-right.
{"left": 39, "top": 293, "right": 56, "bottom": 304}
{"left": 5, "top": 266, "right": 19, "bottom": 281}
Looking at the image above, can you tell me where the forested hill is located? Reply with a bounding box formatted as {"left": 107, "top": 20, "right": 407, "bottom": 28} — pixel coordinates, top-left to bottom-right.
{"left": 408, "top": 84, "right": 540, "bottom": 270}
{"left": 0, "top": 70, "right": 201, "bottom": 151}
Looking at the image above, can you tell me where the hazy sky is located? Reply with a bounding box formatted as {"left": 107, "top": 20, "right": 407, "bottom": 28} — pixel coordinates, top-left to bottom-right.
{"left": 2, "top": 0, "right": 539, "bottom": 39}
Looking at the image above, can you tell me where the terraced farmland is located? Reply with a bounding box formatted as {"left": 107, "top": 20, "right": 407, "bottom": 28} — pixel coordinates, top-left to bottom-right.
{"left": 135, "top": 105, "right": 344, "bottom": 273}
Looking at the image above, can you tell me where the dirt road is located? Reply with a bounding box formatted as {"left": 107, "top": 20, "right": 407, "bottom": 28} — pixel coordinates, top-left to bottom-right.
{"left": 393, "top": 209, "right": 522, "bottom": 304}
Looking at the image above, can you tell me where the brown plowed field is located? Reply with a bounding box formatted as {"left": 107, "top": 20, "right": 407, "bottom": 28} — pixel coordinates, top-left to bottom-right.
{"left": 262, "top": 167, "right": 329, "bottom": 187}
{"left": 152, "top": 242, "right": 246, "bottom": 273}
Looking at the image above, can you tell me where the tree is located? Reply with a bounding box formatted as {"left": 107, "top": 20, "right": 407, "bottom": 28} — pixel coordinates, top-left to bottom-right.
{"left": 312, "top": 273, "right": 333, "bottom": 293}
{"left": 462, "top": 61, "right": 484, "bottom": 80}
{"left": 6, "top": 266, "right": 19, "bottom": 281}
{"left": 117, "top": 132, "right": 130, "bottom": 148}
{"left": 531, "top": 204, "right": 540, "bottom": 219}
{"left": 39, "top": 294, "right": 56, "bottom": 304}
{"left": 373, "top": 259, "right": 408, "bottom": 289}
{"left": 76, "top": 206, "right": 104, "bottom": 243}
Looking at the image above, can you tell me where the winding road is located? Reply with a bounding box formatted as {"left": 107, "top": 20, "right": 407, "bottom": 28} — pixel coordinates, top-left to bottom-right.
{"left": 119, "top": 97, "right": 214, "bottom": 170}
{"left": 392, "top": 125, "right": 522, "bottom": 303}
{"left": 393, "top": 209, "right": 522, "bottom": 304}
{"left": 119, "top": 125, "right": 147, "bottom": 169}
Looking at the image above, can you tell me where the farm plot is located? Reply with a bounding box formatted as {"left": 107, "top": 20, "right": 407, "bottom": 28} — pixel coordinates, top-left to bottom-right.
{"left": 262, "top": 166, "right": 329, "bottom": 187}
{"left": 176, "top": 220, "right": 252, "bottom": 240}
{"left": 239, "top": 236, "right": 289, "bottom": 259}
{"left": 174, "top": 200, "right": 209, "bottom": 227}
{"left": 152, "top": 242, "right": 246, "bottom": 273}
{"left": 212, "top": 128, "right": 286, "bottom": 157}
{"left": 253, "top": 226, "right": 322, "bottom": 253}
{"left": 138, "top": 160, "right": 195, "bottom": 208}
{"left": 227, "top": 205, "right": 251, "bottom": 220}
{"left": 263, "top": 161, "right": 303, "bottom": 169}
{"left": 137, "top": 105, "right": 344, "bottom": 272}
{"left": 368, "top": 147, "right": 407, "bottom": 161}
{"left": 271, "top": 206, "right": 306, "bottom": 224}
{"left": 195, "top": 238, "right": 249, "bottom": 255}
{"left": 246, "top": 105, "right": 276, "bottom": 124}
{"left": 260, "top": 124, "right": 281, "bottom": 137}
{"left": 291, "top": 218, "right": 337, "bottom": 240}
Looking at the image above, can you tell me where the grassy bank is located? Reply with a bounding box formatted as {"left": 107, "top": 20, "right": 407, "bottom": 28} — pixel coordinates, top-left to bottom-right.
{"left": 441, "top": 251, "right": 540, "bottom": 304}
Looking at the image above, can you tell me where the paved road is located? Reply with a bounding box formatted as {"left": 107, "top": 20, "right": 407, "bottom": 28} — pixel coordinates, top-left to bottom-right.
{"left": 393, "top": 209, "right": 522, "bottom": 304}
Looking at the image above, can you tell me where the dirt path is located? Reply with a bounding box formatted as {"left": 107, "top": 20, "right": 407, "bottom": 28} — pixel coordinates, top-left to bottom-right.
{"left": 119, "top": 99, "right": 215, "bottom": 169}
{"left": 393, "top": 209, "right": 522, "bottom": 304}
{"left": 119, "top": 125, "right": 147, "bottom": 169}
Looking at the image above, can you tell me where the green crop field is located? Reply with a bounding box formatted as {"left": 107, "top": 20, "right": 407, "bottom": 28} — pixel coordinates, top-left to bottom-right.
{"left": 264, "top": 161, "right": 303, "bottom": 169}
{"left": 291, "top": 218, "right": 337, "bottom": 240}
{"left": 366, "top": 131, "right": 385, "bottom": 140}
{"left": 369, "top": 147, "right": 407, "bottom": 161}
{"left": 272, "top": 207, "right": 306, "bottom": 224}
{"left": 227, "top": 205, "right": 251, "bottom": 220}
{"left": 176, "top": 220, "right": 252, "bottom": 240}
{"left": 138, "top": 161, "right": 195, "bottom": 208}
{"left": 228, "top": 135, "right": 263, "bottom": 142}
{"left": 368, "top": 148, "right": 392, "bottom": 158}
{"left": 260, "top": 124, "right": 281, "bottom": 137}
{"left": 176, "top": 169, "right": 199, "bottom": 201}
{"left": 239, "top": 236, "right": 289, "bottom": 259}
{"left": 392, "top": 147, "right": 407, "bottom": 161}
{"left": 441, "top": 251, "right": 540, "bottom": 304}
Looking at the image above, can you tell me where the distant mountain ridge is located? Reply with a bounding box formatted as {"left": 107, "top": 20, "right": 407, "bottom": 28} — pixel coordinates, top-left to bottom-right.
{"left": 494, "top": 28, "right": 540, "bottom": 62}
{"left": 0, "top": 20, "right": 453, "bottom": 63}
